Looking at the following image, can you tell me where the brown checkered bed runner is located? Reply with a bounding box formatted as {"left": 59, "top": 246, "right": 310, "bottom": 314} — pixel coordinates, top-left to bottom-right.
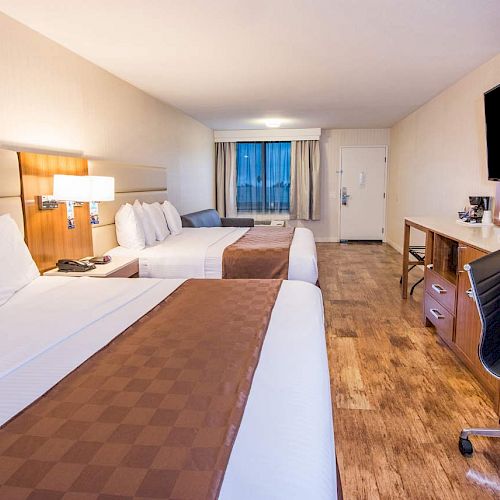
{"left": 0, "top": 278, "right": 282, "bottom": 499}
{"left": 222, "top": 227, "right": 295, "bottom": 279}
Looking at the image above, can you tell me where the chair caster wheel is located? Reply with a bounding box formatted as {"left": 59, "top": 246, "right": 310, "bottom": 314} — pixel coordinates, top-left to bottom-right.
{"left": 459, "top": 437, "right": 473, "bottom": 456}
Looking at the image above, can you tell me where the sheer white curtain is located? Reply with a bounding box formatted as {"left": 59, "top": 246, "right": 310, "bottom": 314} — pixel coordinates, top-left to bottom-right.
{"left": 215, "top": 142, "right": 237, "bottom": 217}
{"left": 290, "top": 140, "right": 320, "bottom": 220}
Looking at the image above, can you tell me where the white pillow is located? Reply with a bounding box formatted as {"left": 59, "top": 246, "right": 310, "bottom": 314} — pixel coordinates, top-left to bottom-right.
{"left": 133, "top": 200, "right": 156, "bottom": 246}
{"left": 143, "top": 202, "right": 170, "bottom": 241}
{"left": 115, "top": 203, "right": 145, "bottom": 250}
{"left": 0, "top": 214, "right": 40, "bottom": 306}
{"left": 162, "top": 201, "right": 182, "bottom": 235}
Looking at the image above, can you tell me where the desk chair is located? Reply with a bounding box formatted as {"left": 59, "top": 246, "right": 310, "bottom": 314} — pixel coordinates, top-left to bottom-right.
{"left": 458, "top": 249, "right": 500, "bottom": 456}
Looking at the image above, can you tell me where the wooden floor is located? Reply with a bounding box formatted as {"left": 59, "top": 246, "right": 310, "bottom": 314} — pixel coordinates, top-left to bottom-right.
{"left": 318, "top": 243, "right": 500, "bottom": 499}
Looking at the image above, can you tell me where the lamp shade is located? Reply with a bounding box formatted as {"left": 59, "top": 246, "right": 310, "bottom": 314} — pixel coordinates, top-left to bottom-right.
{"left": 53, "top": 175, "right": 87, "bottom": 201}
{"left": 53, "top": 175, "right": 115, "bottom": 202}
{"left": 88, "top": 176, "right": 115, "bottom": 202}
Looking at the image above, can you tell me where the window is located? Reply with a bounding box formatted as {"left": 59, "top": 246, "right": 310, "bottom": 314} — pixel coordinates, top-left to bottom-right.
{"left": 236, "top": 142, "right": 291, "bottom": 213}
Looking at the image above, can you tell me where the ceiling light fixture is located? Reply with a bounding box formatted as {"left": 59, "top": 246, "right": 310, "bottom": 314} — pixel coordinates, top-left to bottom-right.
{"left": 265, "top": 119, "right": 282, "bottom": 128}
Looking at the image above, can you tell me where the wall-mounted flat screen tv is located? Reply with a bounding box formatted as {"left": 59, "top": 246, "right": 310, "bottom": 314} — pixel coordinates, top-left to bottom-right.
{"left": 485, "top": 84, "right": 500, "bottom": 181}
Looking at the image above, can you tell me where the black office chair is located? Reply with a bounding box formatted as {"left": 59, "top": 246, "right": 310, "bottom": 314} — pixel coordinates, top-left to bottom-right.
{"left": 458, "top": 249, "right": 500, "bottom": 456}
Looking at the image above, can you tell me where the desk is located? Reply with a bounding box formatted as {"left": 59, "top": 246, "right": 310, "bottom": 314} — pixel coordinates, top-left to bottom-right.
{"left": 402, "top": 217, "right": 500, "bottom": 412}
{"left": 402, "top": 217, "right": 500, "bottom": 298}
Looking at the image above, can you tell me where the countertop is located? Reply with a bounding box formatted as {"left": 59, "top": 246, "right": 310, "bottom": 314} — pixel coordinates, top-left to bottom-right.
{"left": 405, "top": 216, "right": 500, "bottom": 253}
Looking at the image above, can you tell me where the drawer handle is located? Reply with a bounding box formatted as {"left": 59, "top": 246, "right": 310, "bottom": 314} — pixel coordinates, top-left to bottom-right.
{"left": 426, "top": 264, "right": 434, "bottom": 269}
{"left": 430, "top": 308, "right": 445, "bottom": 320}
{"left": 431, "top": 284, "right": 446, "bottom": 294}
{"left": 466, "top": 288, "right": 474, "bottom": 299}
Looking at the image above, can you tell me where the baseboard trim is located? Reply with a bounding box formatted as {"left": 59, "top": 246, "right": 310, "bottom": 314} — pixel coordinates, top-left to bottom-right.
{"left": 315, "top": 237, "right": 340, "bottom": 243}
{"left": 386, "top": 238, "right": 403, "bottom": 254}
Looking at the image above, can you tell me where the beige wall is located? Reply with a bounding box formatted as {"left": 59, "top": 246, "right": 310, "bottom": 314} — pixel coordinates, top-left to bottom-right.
{"left": 0, "top": 12, "right": 215, "bottom": 214}
{"left": 291, "top": 128, "right": 390, "bottom": 241}
{"left": 387, "top": 54, "right": 500, "bottom": 253}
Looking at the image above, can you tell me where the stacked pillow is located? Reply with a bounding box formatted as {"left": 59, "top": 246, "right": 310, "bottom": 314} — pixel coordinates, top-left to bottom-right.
{"left": 0, "top": 214, "right": 40, "bottom": 306}
{"left": 115, "top": 199, "right": 183, "bottom": 249}
{"left": 115, "top": 203, "right": 146, "bottom": 249}
{"left": 143, "top": 202, "right": 170, "bottom": 241}
{"left": 162, "top": 201, "right": 182, "bottom": 235}
{"left": 133, "top": 200, "right": 157, "bottom": 247}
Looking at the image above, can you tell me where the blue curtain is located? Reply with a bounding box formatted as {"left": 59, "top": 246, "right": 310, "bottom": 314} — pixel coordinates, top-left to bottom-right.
{"left": 265, "top": 142, "right": 290, "bottom": 212}
{"left": 236, "top": 142, "right": 290, "bottom": 213}
{"left": 236, "top": 143, "right": 263, "bottom": 211}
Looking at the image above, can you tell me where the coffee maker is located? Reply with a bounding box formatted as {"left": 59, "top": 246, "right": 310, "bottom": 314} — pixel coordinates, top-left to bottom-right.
{"left": 465, "top": 196, "right": 492, "bottom": 223}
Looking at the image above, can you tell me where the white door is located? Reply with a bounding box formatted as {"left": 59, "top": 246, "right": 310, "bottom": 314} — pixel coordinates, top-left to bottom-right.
{"left": 339, "top": 146, "right": 387, "bottom": 241}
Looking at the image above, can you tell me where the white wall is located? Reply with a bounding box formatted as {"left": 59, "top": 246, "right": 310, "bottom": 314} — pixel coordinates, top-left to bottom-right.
{"left": 290, "top": 129, "right": 390, "bottom": 241}
{"left": 387, "top": 53, "right": 500, "bottom": 253}
{"left": 0, "top": 12, "right": 214, "bottom": 214}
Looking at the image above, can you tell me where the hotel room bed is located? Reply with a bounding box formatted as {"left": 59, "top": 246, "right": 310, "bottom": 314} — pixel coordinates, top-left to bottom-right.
{"left": 0, "top": 275, "right": 336, "bottom": 499}
{"left": 107, "top": 226, "right": 319, "bottom": 283}
{"left": 81, "top": 160, "right": 319, "bottom": 284}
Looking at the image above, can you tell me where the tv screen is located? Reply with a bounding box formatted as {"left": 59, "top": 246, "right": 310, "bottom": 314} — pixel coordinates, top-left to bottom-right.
{"left": 485, "top": 84, "right": 500, "bottom": 181}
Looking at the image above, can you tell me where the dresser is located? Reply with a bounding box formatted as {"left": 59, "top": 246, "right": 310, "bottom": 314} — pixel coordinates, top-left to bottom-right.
{"left": 403, "top": 217, "right": 500, "bottom": 413}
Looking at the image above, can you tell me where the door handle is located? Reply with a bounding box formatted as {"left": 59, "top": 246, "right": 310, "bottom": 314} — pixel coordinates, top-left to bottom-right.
{"left": 341, "top": 187, "right": 350, "bottom": 206}
{"left": 431, "top": 284, "right": 446, "bottom": 294}
{"left": 430, "top": 308, "right": 445, "bottom": 320}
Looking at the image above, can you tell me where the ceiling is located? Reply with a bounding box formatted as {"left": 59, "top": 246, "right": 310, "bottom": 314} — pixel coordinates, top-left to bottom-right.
{"left": 0, "top": 0, "right": 499, "bottom": 130}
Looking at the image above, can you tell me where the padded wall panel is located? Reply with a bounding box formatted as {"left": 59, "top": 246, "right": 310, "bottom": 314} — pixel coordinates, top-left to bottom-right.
{"left": 92, "top": 224, "right": 118, "bottom": 256}
{"left": 88, "top": 160, "right": 168, "bottom": 255}
{"left": 96, "top": 191, "right": 168, "bottom": 226}
{"left": 88, "top": 160, "right": 167, "bottom": 193}
{"left": 0, "top": 149, "right": 21, "bottom": 197}
{"left": 0, "top": 197, "right": 24, "bottom": 236}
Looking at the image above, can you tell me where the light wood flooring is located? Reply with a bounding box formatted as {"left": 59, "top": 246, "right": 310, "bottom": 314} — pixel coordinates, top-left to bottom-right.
{"left": 318, "top": 243, "right": 500, "bottom": 499}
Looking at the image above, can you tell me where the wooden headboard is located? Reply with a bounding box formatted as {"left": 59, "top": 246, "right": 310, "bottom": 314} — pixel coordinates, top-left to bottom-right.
{"left": 18, "top": 152, "right": 93, "bottom": 272}
{"left": 88, "top": 160, "right": 168, "bottom": 255}
{"left": 0, "top": 149, "right": 24, "bottom": 235}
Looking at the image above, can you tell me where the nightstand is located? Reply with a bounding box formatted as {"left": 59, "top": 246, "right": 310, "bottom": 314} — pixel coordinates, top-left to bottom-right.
{"left": 44, "top": 256, "right": 139, "bottom": 278}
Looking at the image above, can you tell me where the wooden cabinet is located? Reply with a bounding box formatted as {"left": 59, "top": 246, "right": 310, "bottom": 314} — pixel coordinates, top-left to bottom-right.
{"left": 424, "top": 235, "right": 459, "bottom": 346}
{"left": 417, "top": 229, "right": 499, "bottom": 413}
{"left": 454, "top": 246, "right": 499, "bottom": 406}
{"left": 424, "top": 267, "right": 456, "bottom": 315}
{"left": 424, "top": 292, "right": 455, "bottom": 343}
{"left": 403, "top": 217, "right": 499, "bottom": 413}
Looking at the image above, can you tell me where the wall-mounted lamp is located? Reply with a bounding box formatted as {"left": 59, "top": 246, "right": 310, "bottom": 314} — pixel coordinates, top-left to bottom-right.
{"left": 53, "top": 175, "right": 115, "bottom": 228}
{"left": 53, "top": 175, "right": 115, "bottom": 202}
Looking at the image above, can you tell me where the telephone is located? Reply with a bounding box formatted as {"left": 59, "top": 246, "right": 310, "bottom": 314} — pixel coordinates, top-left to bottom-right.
{"left": 56, "top": 259, "right": 96, "bottom": 272}
{"left": 89, "top": 255, "right": 112, "bottom": 265}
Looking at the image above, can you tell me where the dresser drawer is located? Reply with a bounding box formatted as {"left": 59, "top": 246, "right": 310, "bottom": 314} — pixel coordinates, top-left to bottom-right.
{"left": 425, "top": 292, "right": 454, "bottom": 342}
{"left": 425, "top": 268, "right": 456, "bottom": 314}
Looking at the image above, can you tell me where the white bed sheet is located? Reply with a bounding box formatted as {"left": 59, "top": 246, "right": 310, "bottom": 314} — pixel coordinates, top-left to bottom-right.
{"left": 0, "top": 276, "right": 184, "bottom": 424}
{"left": 0, "top": 277, "right": 335, "bottom": 499}
{"left": 220, "top": 280, "right": 336, "bottom": 500}
{"left": 109, "top": 226, "right": 319, "bottom": 284}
